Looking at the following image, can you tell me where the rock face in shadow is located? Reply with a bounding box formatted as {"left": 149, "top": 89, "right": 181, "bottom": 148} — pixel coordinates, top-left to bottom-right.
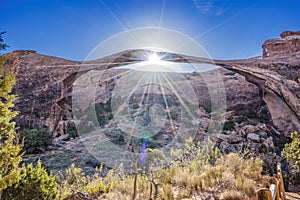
{"left": 222, "top": 55, "right": 300, "bottom": 136}
{"left": 173, "top": 51, "right": 300, "bottom": 136}
{"left": 4, "top": 50, "right": 80, "bottom": 136}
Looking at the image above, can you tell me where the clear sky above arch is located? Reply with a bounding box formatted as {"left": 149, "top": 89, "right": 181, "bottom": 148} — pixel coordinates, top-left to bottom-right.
{"left": 1, "top": 0, "right": 300, "bottom": 61}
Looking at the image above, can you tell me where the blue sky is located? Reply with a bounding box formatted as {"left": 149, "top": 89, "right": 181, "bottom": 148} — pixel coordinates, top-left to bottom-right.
{"left": 1, "top": 0, "right": 300, "bottom": 61}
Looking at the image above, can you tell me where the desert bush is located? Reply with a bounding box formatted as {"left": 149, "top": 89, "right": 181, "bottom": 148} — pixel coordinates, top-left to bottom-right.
{"left": 2, "top": 160, "right": 59, "bottom": 200}
{"left": 220, "top": 190, "right": 245, "bottom": 200}
{"left": 66, "top": 123, "right": 79, "bottom": 140}
{"left": 19, "top": 128, "right": 52, "bottom": 154}
{"left": 161, "top": 184, "right": 174, "bottom": 200}
{"left": 281, "top": 131, "right": 300, "bottom": 189}
{"left": 84, "top": 176, "right": 111, "bottom": 198}
{"left": 178, "top": 137, "right": 221, "bottom": 166}
{"left": 203, "top": 104, "right": 212, "bottom": 113}
{"left": 223, "top": 120, "right": 235, "bottom": 131}
{"left": 200, "top": 138, "right": 222, "bottom": 165}
{"left": 110, "top": 175, "right": 134, "bottom": 198}
{"left": 234, "top": 116, "right": 246, "bottom": 124}
{"left": 233, "top": 174, "right": 256, "bottom": 197}
{"left": 159, "top": 166, "right": 177, "bottom": 184}
{"left": 198, "top": 165, "right": 224, "bottom": 191}
{"left": 282, "top": 131, "right": 300, "bottom": 168}
{"left": 222, "top": 153, "right": 262, "bottom": 181}
{"left": 56, "top": 164, "right": 87, "bottom": 198}
{"left": 172, "top": 167, "right": 191, "bottom": 188}
{"left": 169, "top": 107, "right": 180, "bottom": 121}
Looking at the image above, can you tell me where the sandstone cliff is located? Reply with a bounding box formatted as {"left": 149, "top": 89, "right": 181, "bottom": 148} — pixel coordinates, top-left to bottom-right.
{"left": 4, "top": 50, "right": 266, "bottom": 137}
{"left": 4, "top": 50, "right": 81, "bottom": 135}
{"left": 263, "top": 30, "right": 300, "bottom": 57}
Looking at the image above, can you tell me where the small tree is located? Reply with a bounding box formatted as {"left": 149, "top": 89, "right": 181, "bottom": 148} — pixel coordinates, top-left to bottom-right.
{"left": 282, "top": 131, "right": 300, "bottom": 168}
{"left": 19, "top": 128, "right": 52, "bottom": 154}
{"left": 2, "top": 160, "right": 59, "bottom": 200}
{"left": 0, "top": 32, "right": 9, "bottom": 51}
{"left": 281, "top": 131, "right": 300, "bottom": 189}
{"left": 0, "top": 33, "right": 22, "bottom": 198}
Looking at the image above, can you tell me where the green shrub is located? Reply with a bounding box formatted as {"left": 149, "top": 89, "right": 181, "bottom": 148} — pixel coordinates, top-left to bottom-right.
{"left": 223, "top": 120, "right": 235, "bottom": 131}
{"left": 291, "top": 172, "right": 300, "bottom": 186}
{"left": 56, "top": 164, "right": 87, "bottom": 198}
{"left": 282, "top": 131, "right": 300, "bottom": 168}
{"left": 223, "top": 153, "right": 262, "bottom": 181}
{"left": 84, "top": 167, "right": 113, "bottom": 198}
{"left": 169, "top": 107, "right": 180, "bottom": 121}
{"left": 200, "top": 137, "right": 222, "bottom": 165}
{"left": 19, "top": 129, "right": 52, "bottom": 154}
{"left": 281, "top": 131, "right": 300, "bottom": 189}
{"left": 203, "top": 104, "right": 212, "bottom": 114}
{"left": 2, "top": 160, "right": 59, "bottom": 200}
{"left": 84, "top": 176, "right": 111, "bottom": 198}
{"left": 234, "top": 116, "right": 245, "bottom": 124}
{"left": 66, "top": 123, "right": 79, "bottom": 140}
{"left": 56, "top": 164, "right": 112, "bottom": 199}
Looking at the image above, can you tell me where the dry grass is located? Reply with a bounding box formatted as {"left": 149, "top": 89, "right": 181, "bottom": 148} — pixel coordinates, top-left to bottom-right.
{"left": 220, "top": 190, "right": 245, "bottom": 200}
{"left": 161, "top": 184, "right": 174, "bottom": 200}
{"left": 57, "top": 139, "right": 266, "bottom": 200}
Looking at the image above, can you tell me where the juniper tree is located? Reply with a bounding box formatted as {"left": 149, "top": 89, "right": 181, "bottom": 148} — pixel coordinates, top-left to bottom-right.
{"left": 282, "top": 131, "right": 300, "bottom": 168}
{"left": 0, "top": 32, "right": 22, "bottom": 198}
{"left": 2, "top": 160, "right": 59, "bottom": 200}
{"left": 0, "top": 32, "right": 9, "bottom": 51}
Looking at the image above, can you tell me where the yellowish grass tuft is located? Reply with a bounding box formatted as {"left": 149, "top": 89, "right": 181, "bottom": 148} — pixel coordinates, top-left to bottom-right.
{"left": 220, "top": 190, "right": 245, "bottom": 200}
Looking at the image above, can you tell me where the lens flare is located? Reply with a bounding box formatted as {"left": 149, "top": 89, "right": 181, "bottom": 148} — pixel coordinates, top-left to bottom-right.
{"left": 140, "top": 137, "right": 147, "bottom": 165}
{"left": 72, "top": 27, "right": 227, "bottom": 172}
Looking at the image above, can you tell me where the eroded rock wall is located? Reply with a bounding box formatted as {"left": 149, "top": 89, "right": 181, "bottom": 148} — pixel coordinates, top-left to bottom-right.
{"left": 263, "top": 30, "right": 300, "bottom": 57}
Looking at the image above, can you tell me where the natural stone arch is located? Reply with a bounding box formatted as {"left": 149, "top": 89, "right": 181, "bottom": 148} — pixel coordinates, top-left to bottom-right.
{"left": 59, "top": 49, "right": 300, "bottom": 136}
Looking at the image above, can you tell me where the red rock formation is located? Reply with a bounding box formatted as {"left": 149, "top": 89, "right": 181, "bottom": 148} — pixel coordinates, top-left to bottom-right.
{"left": 3, "top": 31, "right": 300, "bottom": 137}
{"left": 3, "top": 50, "right": 264, "bottom": 137}
{"left": 280, "top": 30, "right": 300, "bottom": 38}
{"left": 262, "top": 30, "right": 300, "bottom": 58}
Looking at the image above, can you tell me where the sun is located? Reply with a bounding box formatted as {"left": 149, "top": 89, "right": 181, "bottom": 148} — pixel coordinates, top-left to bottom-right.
{"left": 135, "top": 52, "right": 169, "bottom": 71}
{"left": 147, "top": 53, "right": 162, "bottom": 65}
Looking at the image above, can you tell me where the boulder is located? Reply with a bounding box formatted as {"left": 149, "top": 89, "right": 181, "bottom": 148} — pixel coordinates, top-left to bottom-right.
{"left": 198, "top": 117, "right": 211, "bottom": 130}
{"left": 244, "top": 125, "right": 259, "bottom": 134}
{"left": 247, "top": 133, "right": 261, "bottom": 143}
{"left": 210, "top": 133, "right": 230, "bottom": 143}
{"left": 228, "top": 135, "right": 243, "bottom": 144}
{"left": 263, "top": 137, "right": 275, "bottom": 149}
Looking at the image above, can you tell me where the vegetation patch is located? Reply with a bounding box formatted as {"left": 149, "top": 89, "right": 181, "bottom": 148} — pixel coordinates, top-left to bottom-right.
{"left": 19, "top": 128, "right": 53, "bottom": 154}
